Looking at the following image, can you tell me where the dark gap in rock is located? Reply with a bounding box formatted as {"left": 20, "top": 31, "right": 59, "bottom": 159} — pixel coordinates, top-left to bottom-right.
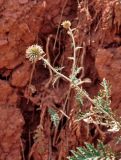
{"left": 104, "top": 42, "right": 121, "bottom": 48}
{"left": 20, "top": 97, "right": 40, "bottom": 160}
{"left": 94, "top": 78, "right": 101, "bottom": 85}
{"left": 58, "top": 116, "right": 67, "bottom": 131}
{"left": 5, "top": 31, "right": 9, "bottom": 36}
{"left": 55, "top": 103, "right": 61, "bottom": 108}
{"left": 0, "top": 68, "right": 11, "bottom": 81}
{"left": 0, "top": 73, "right": 10, "bottom": 81}
{"left": 31, "top": 91, "right": 37, "bottom": 97}
{"left": 32, "top": 62, "right": 50, "bottom": 86}
{"left": 90, "top": 11, "right": 102, "bottom": 32}
{"left": 90, "top": 126, "right": 96, "bottom": 137}
{"left": 52, "top": 146, "right": 58, "bottom": 152}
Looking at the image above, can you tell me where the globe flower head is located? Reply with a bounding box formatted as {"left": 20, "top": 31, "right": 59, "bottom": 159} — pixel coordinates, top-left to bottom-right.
{"left": 61, "top": 20, "right": 71, "bottom": 29}
{"left": 26, "top": 44, "right": 44, "bottom": 63}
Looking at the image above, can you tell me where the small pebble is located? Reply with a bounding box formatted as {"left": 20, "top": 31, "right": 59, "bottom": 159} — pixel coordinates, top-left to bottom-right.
{"left": 0, "top": 39, "right": 8, "bottom": 46}
{"left": 18, "top": 0, "right": 28, "bottom": 5}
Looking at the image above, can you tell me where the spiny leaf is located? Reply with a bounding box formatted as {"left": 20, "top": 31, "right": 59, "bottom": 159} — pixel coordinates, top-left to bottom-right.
{"left": 67, "top": 141, "right": 115, "bottom": 160}
{"left": 48, "top": 108, "right": 60, "bottom": 127}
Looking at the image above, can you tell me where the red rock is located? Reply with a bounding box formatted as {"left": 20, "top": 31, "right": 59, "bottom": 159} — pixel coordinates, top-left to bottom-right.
{"left": 95, "top": 47, "right": 121, "bottom": 109}
{"left": 0, "top": 106, "right": 24, "bottom": 160}
{"left": 11, "top": 62, "right": 31, "bottom": 87}
{"left": 0, "top": 80, "right": 18, "bottom": 105}
{"left": 0, "top": 39, "right": 8, "bottom": 46}
{"left": 0, "top": 0, "right": 4, "bottom": 6}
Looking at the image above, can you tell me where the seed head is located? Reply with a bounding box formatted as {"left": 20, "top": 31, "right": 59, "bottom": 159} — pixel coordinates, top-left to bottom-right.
{"left": 26, "top": 44, "right": 44, "bottom": 63}
{"left": 61, "top": 20, "right": 71, "bottom": 29}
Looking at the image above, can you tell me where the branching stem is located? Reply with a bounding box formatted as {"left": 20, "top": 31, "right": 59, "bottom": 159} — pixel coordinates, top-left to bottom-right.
{"left": 42, "top": 57, "right": 121, "bottom": 129}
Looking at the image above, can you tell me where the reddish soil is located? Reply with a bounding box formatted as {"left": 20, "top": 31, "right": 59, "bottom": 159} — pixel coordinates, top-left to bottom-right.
{"left": 0, "top": 0, "right": 121, "bottom": 159}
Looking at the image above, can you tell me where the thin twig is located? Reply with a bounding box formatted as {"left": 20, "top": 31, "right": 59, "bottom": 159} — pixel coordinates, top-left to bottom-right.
{"left": 29, "top": 62, "right": 35, "bottom": 87}
{"left": 20, "top": 139, "right": 25, "bottom": 160}
{"left": 59, "top": 109, "right": 70, "bottom": 119}
{"left": 68, "top": 28, "right": 77, "bottom": 75}
{"left": 80, "top": 42, "right": 86, "bottom": 79}
{"left": 42, "top": 58, "right": 71, "bottom": 82}
{"left": 53, "top": 0, "right": 68, "bottom": 50}
{"left": 27, "top": 62, "right": 36, "bottom": 103}
{"left": 45, "top": 34, "right": 54, "bottom": 88}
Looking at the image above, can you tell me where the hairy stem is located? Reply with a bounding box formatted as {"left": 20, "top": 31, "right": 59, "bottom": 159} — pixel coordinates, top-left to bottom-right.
{"left": 29, "top": 62, "right": 36, "bottom": 89}
{"left": 42, "top": 58, "right": 71, "bottom": 82}
{"left": 42, "top": 57, "right": 120, "bottom": 128}
{"left": 68, "top": 27, "right": 77, "bottom": 75}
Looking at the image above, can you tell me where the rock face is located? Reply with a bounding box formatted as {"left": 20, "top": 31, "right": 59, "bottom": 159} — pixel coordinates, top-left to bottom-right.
{"left": 0, "top": 106, "right": 24, "bottom": 160}
{"left": 10, "top": 62, "right": 31, "bottom": 87}
{"left": 0, "top": 1, "right": 46, "bottom": 159}
{"left": 0, "top": 1, "right": 46, "bottom": 70}
{"left": 0, "top": 80, "right": 18, "bottom": 106}
{"left": 95, "top": 47, "right": 121, "bottom": 110}
{"left": 0, "top": 0, "right": 121, "bottom": 159}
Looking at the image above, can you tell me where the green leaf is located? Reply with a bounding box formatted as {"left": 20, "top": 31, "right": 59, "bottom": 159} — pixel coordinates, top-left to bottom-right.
{"left": 48, "top": 108, "right": 60, "bottom": 127}
{"left": 67, "top": 141, "right": 115, "bottom": 160}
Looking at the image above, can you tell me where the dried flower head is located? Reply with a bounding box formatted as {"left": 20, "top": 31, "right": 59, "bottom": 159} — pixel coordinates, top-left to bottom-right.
{"left": 26, "top": 44, "right": 44, "bottom": 63}
{"left": 61, "top": 20, "right": 71, "bottom": 29}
